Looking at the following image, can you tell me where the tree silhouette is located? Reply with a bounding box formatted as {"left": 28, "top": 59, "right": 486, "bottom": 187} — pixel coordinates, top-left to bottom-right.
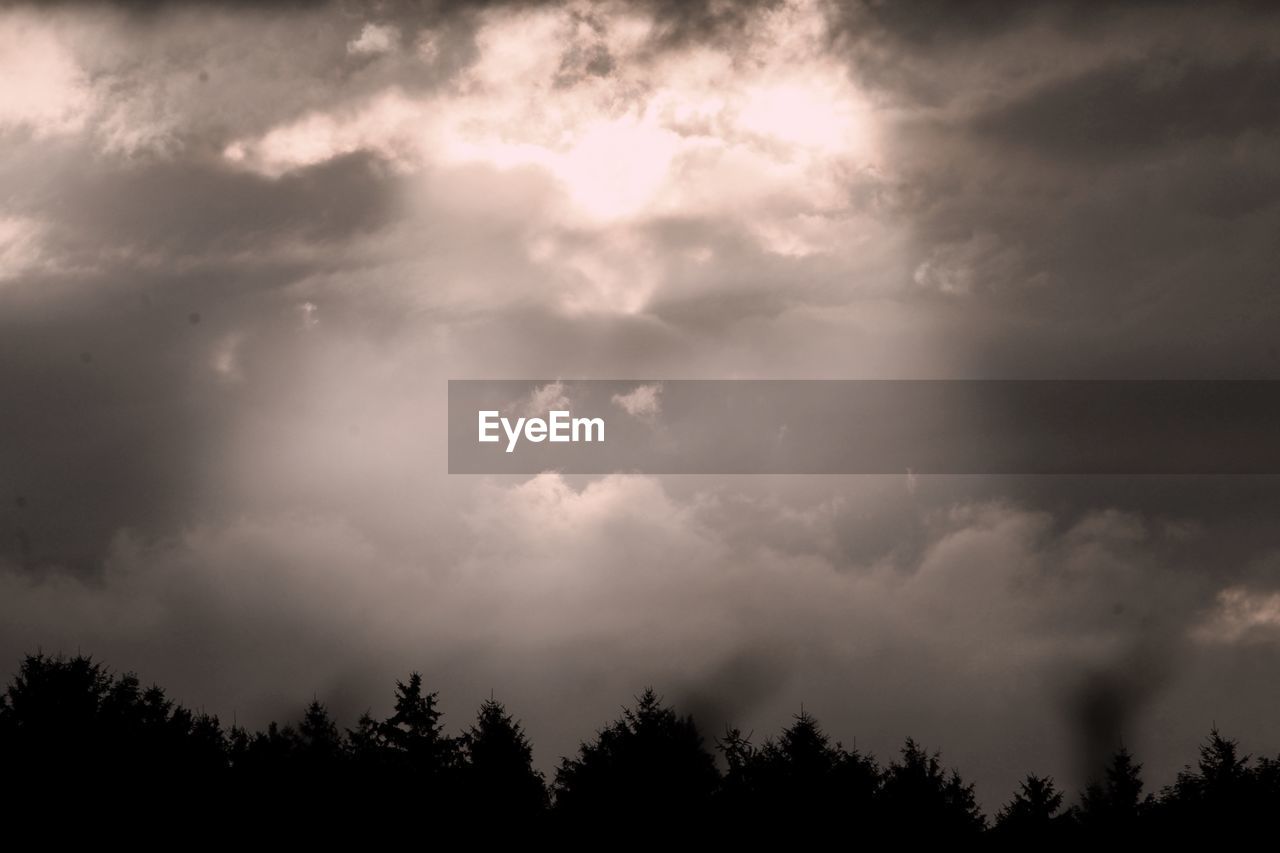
{"left": 553, "top": 688, "right": 718, "bottom": 824}
{"left": 5, "top": 649, "right": 1280, "bottom": 834}
{"left": 0, "top": 652, "right": 228, "bottom": 815}
{"left": 299, "top": 700, "right": 346, "bottom": 765}
{"left": 718, "top": 709, "right": 880, "bottom": 827}
{"left": 1158, "top": 728, "right": 1258, "bottom": 834}
{"left": 1253, "top": 752, "right": 1280, "bottom": 814}
{"left": 717, "top": 725, "right": 759, "bottom": 805}
{"left": 347, "top": 710, "right": 384, "bottom": 765}
{"left": 1077, "top": 746, "right": 1151, "bottom": 835}
{"left": 341, "top": 670, "right": 461, "bottom": 812}
{"left": 458, "top": 697, "right": 548, "bottom": 819}
{"left": 879, "top": 737, "right": 986, "bottom": 835}
{"left": 3, "top": 653, "right": 110, "bottom": 762}
{"left": 382, "top": 673, "right": 451, "bottom": 759}
{"left": 995, "top": 774, "right": 1066, "bottom": 838}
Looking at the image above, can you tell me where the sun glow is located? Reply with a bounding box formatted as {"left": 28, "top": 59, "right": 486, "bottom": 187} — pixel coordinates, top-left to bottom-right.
{"left": 224, "top": 0, "right": 878, "bottom": 228}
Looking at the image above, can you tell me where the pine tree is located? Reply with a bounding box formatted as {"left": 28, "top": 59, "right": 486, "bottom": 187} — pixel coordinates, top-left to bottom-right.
{"left": 347, "top": 711, "right": 383, "bottom": 763}
{"left": 459, "top": 697, "right": 547, "bottom": 818}
{"left": 360, "top": 670, "right": 460, "bottom": 814}
{"left": 996, "top": 774, "right": 1065, "bottom": 837}
{"left": 1195, "top": 728, "right": 1249, "bottom": 798}
{"left": 716, "top": 726, "right": 760, "bottom": 809}
{"left": 737, "top": 709, "right": 880, "bottom": 825}
{"left": 1161, "top": 728, "right": 1255, "bottom": 831}
{"left": 1079, "top": 746, "right": 1150, "bottom": 835}
{"left": 878, "top": 737, "right": 986, "bottom": 835}
{"left": 298, "top": 700, "right": 344, "bottom": 764}
{"left": 377, "top": 671, "right": 457, "bottom": 776}
{"left": 553, "top": 688, "right": 718, "bottom": 823}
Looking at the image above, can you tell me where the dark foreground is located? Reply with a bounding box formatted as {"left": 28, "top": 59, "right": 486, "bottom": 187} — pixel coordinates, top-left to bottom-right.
{"left": 1, "top": 652, "right": 1275, "bottom": 838}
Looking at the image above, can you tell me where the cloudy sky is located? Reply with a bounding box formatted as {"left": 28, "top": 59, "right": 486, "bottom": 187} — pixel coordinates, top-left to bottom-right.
{"left": 3, "top": 0, "right": 1280, "bottom": 806}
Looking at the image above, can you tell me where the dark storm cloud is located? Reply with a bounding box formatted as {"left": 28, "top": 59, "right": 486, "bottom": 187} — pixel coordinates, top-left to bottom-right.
{"left": 855, "top": 4, "right": 1280, "bottom": 378}
{"left": 838, "top": 0, "right": 1280, "bottom": 49}
{"left": 974, "top": 55, "right": 1280, "bottom": 163}
{"left": 0, "top": 138, "right": 402, "bottom": 570}
{"left": 673, "top": 646, "right": 791, "bottom": 740}
{"left": 3, "top": 150, "right": 401, "bottom": 264}
{"left": 1, "top": 262, "right": 288, "bottom": 571}
{"left": 1068, "top": 643, "right": 1175, "bottom": 783}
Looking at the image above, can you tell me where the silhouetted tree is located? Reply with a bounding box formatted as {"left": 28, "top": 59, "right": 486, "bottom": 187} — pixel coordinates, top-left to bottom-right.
{"left": 718, "top": 709, "right": 879, "bottom": 827}
{"left": 995, "top": 774, "right": 1067, "bottom": 839}
{"left": 9, "top": 650, "right": 1280, "bottom": 835}
{"left": 299, "top": 700, "right": 346, "bottom": 766}
{"left": 233, "top": 720, "right": 301, "bottom": 774}
{"left": 347, "top": 710, "right": 384, "bottom": 765}
{"left": 3, "top": 653, "right": 110, "bottom": 765}
{"left": 717, "top": 725, "right": 759, "bottom": 804}
{"left": 1156, "top": 728, "right": 1257, "bottom": 834}
{"left": 1077, "top": 746, "right": 1151, "bottom": 836}
{"left": 458, "top": 697, "right": 548, "bottom": 819}
{"left": 335, "top": 671, "right": 462, "bottom": 813}
{"left": 878, "top": 737, "right": 986, "bottom": 835}
{"left": 1253, "top": 752, "right": 1280, "bottom": 811}
{"left": 380, "top": 672, "right": 457, "bottom": 775}
{"left": 0, "top": 652, "right": 229, "bottom": 816}
{"left": 553, "top": 688, "right": 717, "bottom": 824}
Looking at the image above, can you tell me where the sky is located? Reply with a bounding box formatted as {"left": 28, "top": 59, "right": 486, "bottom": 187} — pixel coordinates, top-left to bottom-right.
{"left": 2, "top": 0, "right": 1280, "bottom": 807}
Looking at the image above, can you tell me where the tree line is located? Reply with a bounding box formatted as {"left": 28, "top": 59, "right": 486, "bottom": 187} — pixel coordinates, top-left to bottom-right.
{"left": 1, "top": 651, "right": 1277, "bottom": 837}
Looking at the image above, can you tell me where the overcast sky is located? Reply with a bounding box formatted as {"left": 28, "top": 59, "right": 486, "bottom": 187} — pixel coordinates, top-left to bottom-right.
{"left": 3, "top": 0, "right": 1280, "bottom": 807}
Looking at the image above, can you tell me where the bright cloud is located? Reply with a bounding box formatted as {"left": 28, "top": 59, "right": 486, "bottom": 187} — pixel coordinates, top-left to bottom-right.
{"left": 611, "top": 383, "right": 662, "bottom": 419}
{"left": 0, "top": 13, "right": 92, "bottom": 137}
{"left": 1194, "top": 586, "right": 1280, "bottom": 644}
{"left": 348, "top": 22, "right": 399, "bottom": 56}
{"left": 222, "top": 0, "right": 880, "bottom": 235}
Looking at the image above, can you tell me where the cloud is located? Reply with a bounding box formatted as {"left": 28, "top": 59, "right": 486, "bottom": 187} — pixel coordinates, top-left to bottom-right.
{"left": 973, "top": 55, "right": 1280, "bottom": 164}
{"left": 221, "top": 0, "right": 883, "bottom": 240}
{"left": 0, "top": 13, "right": 92, "bottom": 137}
{"left": 1194, "top": 585, "right": 1280, "bottom": 645}
{"left": 515, "top": 381, "right": 572, "bottom": 418}
{"left": 0, "top": 216, "right": 51, "bottom": 282}
{"left": 348, "top": 22, "right": 399, "bottom": 56}
{"left": 611, "top": 383, "right": 662, "bottom": 419}
{"left": 210, "top": 332, "right": 246, "bottom": 382}
{"left": 0, "top": 470, "right": 1243, "bottom": 799}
